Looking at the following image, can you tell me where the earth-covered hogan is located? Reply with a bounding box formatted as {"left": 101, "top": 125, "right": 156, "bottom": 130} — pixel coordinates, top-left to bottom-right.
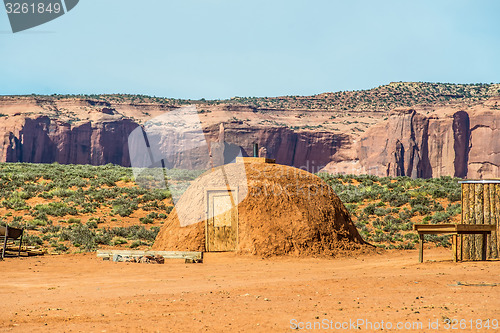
{"left": 0, "top": 163, "right": 462, "bottom": 254}
{"left": 152, "top": 161, "right": 366, "bottom": 257}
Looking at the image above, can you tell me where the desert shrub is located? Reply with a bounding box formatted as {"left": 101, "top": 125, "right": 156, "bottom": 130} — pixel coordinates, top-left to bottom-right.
{"left": 447, "top": 189, "right": 461, "bottom": 202}
{"left": 167, "top": 169, "right": 206, "bottom": 181}
{"left": 99, "top": 225, "right": 159, "bottom": 242}
{"left": 431, "top": 202, "right": 444, "bottom": 211}
{"left": 372, "top": 218, "right": 382, "bottom": 229}
{"left": 94, "top": 231, "right": 112, "bottom": 245}
{"left": 380, "top": 191, "right": 409, "bottom": 207}
{"left": 355, "top": 220, "right": 367, "bottom": 229}
{"left": 41, "top": 225, "right": 61, "bottom": 234}
{"left": 26, "top": 219, "right": 47, "bottom": 230}
{"left": 112, "top": 198, "right": 138, "bottom": 217}
{"left": 409, "top": 196, "right": 432, "bottom": 207}
{"left": 430, "top": 211, "right": 450, "bottom": 224}
{"left": 140, "top": 216, "right": 154, "bottom": 224}
{"left": 1, "top": 194, "right": 29, "bottom": 210}
{"left": 86, "top": 221, "right": 98, "bottom": 229}
{"left": 80, "top": 202, "right": 99, "bottom": 214}
{"left": 426, "top": 234, "right": 451, "bottom": 247}
{"left": 30, "top": 210, "right": 49, "bottom": 221}
{"left": 139, "top": 189, "right": 171, "bottom": 203}
{"left": 396, "top": 242, "right": 415, "bottom": 250}
{"left": 112, "top": 237, "right": 128, "bottom": 246}
{"left": 337, "top": 187, "right": 364, "bottom": 203}
{"left": 34, "top": 202, "right": 78, "bottom": 217}
{"left": 24, "top": 234, "right": 43, "bottom": 246}
{"left": 411, "top": 204, "right": 430, "bottom": 216}
{"left": 129, "top": 240, "right": 143, "bottom": 248}
{"left": 147, "top": 212, "right": 159, "bottom": 219}
{"left": 373, "top": 207, "right": 390, "bottom": 216}
{"left": 430, "top": 188, "right": 447, "bottom": 199}
{"left": 38, "top": 192, "right": 54, "bottom": 199}
{"left": 59, "top": 223, "right": 96, "bottom": 251}
{"left": 400, "top": 221, "right": 413, "bottom": 231}
{"left": 67, "top": 217, "right": 81, "bottom": 224}
{"left": 54, "top": 243, "right": 69, "bottom": 252}
{"left": 50, "top": 188, "right": 74, "bottom": 198}
{"left": 133, "top": 225, "right": 160, "bottom": 241}
{"left": 446, "top": 203, "right": 461, "bottom": 216}
{"left": 371, "top": 230, "right": 393, "bottom": 242}
{"left": 344, "top": 203, "right": 358, "bottom": 215}
{"left": 363, "top": 204, "right": 376, "bottom": 215}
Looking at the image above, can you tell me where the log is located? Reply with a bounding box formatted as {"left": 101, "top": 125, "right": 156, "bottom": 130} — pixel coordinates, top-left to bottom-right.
{"left": 4, "top": 250, "right": 28, "bottom": 257}
{"left": 490, "top": 184, "right": 498, "bottom": 258}
{"left": 464, "top": 183, "right": 475, "bottom": 259}
{"left": 496, "top": 184, "right": 500, "bottom": 258}
{"left": 461, "top": 183, "right": 469, "bottom": 258}
{"left": 484, "top": 184, "right": 491, "bottom": 258}
{"left": 474, "top": 184, "right": 484, "bottom": 260}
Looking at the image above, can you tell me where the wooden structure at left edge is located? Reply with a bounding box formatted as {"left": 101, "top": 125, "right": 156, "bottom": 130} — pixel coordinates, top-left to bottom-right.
{"left": 459, "top": 180, "right": 500, "bottom": 260}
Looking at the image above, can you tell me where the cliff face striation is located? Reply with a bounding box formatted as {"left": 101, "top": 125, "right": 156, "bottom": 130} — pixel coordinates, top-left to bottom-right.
{"left": 341, "top": 98, "right": 500, "bottom": 179}
{"left": 1, "top": 83, "right": 500, "bottom": 178}
{"left": 0, "top": 97, "right": 350, "bottom": 170}
{"left": 1, "top": 116, "right": 139, "bottom": 166}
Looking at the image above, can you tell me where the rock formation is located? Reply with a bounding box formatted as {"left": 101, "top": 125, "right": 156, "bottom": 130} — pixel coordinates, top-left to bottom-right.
{"left": 1, "top": 116, "right": 139, "bottom": 166}
{"left": 1, "top": 85, "right": 500, "bottom": 179}
{"left": 336, "top": 98, "right": 500, "bottom": 179}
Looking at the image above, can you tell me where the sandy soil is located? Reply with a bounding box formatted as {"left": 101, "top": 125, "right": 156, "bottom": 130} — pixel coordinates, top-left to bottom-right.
{"left": 0, "top": 248, "right": 499, "bottom": 332}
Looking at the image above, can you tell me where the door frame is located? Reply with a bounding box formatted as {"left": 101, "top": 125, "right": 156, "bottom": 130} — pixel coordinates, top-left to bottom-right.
{"left": 205, "top": 187, "right": 239, "bottom": 252}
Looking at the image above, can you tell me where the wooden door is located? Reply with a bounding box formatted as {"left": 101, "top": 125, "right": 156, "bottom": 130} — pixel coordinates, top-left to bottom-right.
{"left": 206, "top": 189, "right": 238, "bottom": 251}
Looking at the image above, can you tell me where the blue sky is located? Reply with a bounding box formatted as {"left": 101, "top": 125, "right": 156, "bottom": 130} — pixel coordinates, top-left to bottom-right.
{"left": 0, "top": 0, "right": 499, "bottom": 99}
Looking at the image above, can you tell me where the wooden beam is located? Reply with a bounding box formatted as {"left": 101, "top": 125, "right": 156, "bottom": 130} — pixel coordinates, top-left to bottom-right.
{"left": 414, "top": 224, "right": 495, "bottom": 233}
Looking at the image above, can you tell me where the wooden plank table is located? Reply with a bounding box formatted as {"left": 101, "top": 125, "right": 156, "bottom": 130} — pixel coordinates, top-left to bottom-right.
{"left": 413, "top": 224, "right": 496, "bottom": 263}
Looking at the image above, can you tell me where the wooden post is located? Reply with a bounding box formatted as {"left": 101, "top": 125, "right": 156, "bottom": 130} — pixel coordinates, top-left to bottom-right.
{"left": 489, "top": 184, "right": 497, "bottom": 259}
{"left": 1, "top": 226, "right": 8, "bottom": 259}
{"left": 419, "top": 234, "right": 424, "bottom": 263}
{"left": 496, "top": 184, "right": 500, "bottom": 258}
{"left": 459, "top": 234, "right": 463, "bottom": 261}
{"left": 474, "top": 184, "right": 483, "bottom": 260}
{"left": 452, "top": 234, "right": 457, "bottom": 262}
{"left": 484, "top": 184, "right": 491, "bottom": 259}
{"left": 461, "top": 183, "right": 469, "bottom": 260}
{"left": 464, "top": 184, "right": 475, "bottom": 260}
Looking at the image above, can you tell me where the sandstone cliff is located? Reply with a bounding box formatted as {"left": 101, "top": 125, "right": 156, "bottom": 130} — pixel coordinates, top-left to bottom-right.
{"left": 1, "top": 83, "right": 500, "bottom": 178}
{"left": 1, "top": 115, "right": 139, "bottom": 166}
{"left": 329, "top": 97, "right": 500, "bottom": 179}
{"left": 0, "top": 97, "right": 349, "bottom": 170}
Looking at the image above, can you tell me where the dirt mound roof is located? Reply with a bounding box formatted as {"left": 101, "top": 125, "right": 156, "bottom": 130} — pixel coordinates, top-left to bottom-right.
{"left": 152, "top": 161, "right": 367, "bottom": 257}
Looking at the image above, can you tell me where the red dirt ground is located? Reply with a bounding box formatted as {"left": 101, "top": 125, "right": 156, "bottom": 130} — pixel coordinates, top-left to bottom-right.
{"left": 0, "top": 248, "right": 499, "bottom": 332}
